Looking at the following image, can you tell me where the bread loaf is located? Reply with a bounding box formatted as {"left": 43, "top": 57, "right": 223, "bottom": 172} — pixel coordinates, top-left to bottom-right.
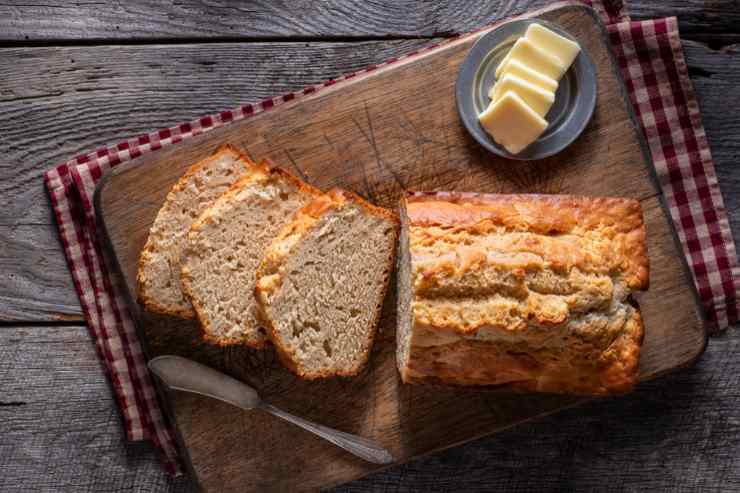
{"left": 137, "top": 145, "right": 252, "bottom": 318}
{"left": 396, "top": 192, "right": 649, "bottom": 395}
{"left": 181, "top": 162, "right": 323, "bottom": 348}
{"left": 255, "top": 189, "right": 399, "bottom": 378}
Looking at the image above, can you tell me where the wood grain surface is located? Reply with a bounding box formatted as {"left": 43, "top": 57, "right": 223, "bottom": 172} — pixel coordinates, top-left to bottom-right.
{"left": 96, "top": 5, "right": 704, "bottom": 491}
{"left": 1, "top": 0, "right": 739, "bottom": 492}
{"left": 2, "top": 0, "right": 738, "bottom": 44}
{"left": 0, "top": 325, "right": 191, "bottom": 492}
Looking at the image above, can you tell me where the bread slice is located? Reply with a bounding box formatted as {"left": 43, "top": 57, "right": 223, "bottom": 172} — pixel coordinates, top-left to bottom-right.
{"left": 255, "top": 189, "right": 399, "bottom": 378}
{"left": 181, "top": 162, "right": 323, "bottom": 348}
{"left": 137, "top": 145, "right": 252, "bottom": 318}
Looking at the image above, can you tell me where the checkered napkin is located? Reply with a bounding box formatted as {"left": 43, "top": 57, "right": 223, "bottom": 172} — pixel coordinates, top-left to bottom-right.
{"left": 43, "top": 0, "right": 739, "bottom": 475}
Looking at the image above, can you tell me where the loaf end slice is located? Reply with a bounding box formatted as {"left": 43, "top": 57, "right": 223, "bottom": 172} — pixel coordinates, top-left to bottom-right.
{"left": 181, "top": 163, "right": 323, "bottom": 348}
{"left": 255, "top": 189, "right": 399, "bottom": 378}
{"left": 137, "top": 145, "right": 252, "bottom": 318}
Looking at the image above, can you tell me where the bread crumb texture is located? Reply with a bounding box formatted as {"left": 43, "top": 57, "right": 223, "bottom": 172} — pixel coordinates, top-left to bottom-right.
{"left": 137, "top": 145, "right": 252, "bottom": 318}
{"left": 256, "top": 189, "right": 399, "bottom": 379}
{"left": 181, "top": 163, "right": 323, "bottom": 348}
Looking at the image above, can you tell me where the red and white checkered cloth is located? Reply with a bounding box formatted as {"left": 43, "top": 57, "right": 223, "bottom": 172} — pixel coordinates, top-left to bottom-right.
{"left": 43, "top": 0, "right": 739, "bottom": 475}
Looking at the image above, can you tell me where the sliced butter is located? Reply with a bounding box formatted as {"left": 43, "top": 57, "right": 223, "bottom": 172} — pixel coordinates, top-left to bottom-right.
{"left": 479, "top": 91, "right": 547, "bottom": 155}
{"left": 488, "top": 58, "right": 558, "bottom": 99}
{"left": 489, "top": 73, "right": 555, "bottom": 117}
{"left": 494, "top": 37, "right": 566, "bottom": 81}
{"left": 525, "top": 23, "right": 581, "bottom": 68}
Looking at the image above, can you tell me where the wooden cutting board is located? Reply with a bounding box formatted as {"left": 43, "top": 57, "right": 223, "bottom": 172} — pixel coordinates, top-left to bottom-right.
{"left": 95, "top": 3, "right": 706, "bottom": 491}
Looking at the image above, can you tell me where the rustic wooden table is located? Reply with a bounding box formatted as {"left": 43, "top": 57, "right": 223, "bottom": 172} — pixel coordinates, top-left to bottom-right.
{"left": 1, "top": 1, "right": 738, "bottom": 491}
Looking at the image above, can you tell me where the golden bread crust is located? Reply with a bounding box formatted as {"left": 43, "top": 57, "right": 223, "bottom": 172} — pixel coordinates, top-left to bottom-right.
{"left": 406, "top": 191, "right": 648, "bottom": 291}
{"left": 399, "top": 191, "right": 649, "bottom": 396}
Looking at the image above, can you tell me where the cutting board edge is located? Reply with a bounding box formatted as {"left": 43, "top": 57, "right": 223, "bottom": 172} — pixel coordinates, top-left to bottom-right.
{"left": 90, "top": 2, "right": 708, "bottom": 489}
{"left": 583, "top": 0, "right": 708, "bottom": 360}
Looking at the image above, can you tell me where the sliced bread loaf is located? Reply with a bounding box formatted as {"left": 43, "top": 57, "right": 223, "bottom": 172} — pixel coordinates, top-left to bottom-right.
{"left": 255, "top": 189, "right": 399, "bottom": 378}
{"left": 137, "top": 145, "right": 252, "bottom": 318}
{"left": 181, "top": 162, "right": 323, "bottom": 348}
{"left": 395, "top": 192, "right": 648, "bottom": 395}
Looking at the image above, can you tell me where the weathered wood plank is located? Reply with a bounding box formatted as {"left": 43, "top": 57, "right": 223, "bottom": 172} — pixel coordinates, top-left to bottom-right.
{"left": 0, "top": 325, "right": 188, "bottom": 492}
{"left": 2, "top": 322, "right": 739, "bottom": 492}
{"left": 0, "top": 224, "right": 81, "bottom": 321}
{"left": 0, "top": 0, "right": 544, "bottom": 41}
{"left": 0, "top": 39, "right": 433, "bottom": 321}
{"left": 1, "top": 1, "right": 738, "bottom": 42}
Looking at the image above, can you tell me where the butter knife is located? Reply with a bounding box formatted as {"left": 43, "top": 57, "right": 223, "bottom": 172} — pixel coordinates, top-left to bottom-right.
{"left": 148, "top": 355, "right": 394, "bottom": 465}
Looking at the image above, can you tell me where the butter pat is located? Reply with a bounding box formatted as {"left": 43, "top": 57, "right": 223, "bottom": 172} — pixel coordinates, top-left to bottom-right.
{"left": 479, "top": 91, "right": 547, "bottom": 154}
{"left": 481, "top": 23, "right": 582, "bottom": 154}
{"left": 489, "top": 59, "right": 558, "bottom": 99}
{"left": 525, "top": 23, "right": 581, "bottom": 68}
{"left": 489, "top": 74, "right": 555, "bottom": 117}
{"left": 494, "top": 38, "right": 566, "bottom": 81}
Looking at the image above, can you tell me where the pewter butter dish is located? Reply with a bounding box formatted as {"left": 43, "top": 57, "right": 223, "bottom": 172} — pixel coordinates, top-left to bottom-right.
{"left": 456, "top": 19, "right": 597, "bottom": 160}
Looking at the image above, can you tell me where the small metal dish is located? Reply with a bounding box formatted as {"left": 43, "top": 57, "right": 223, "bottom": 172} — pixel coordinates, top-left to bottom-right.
{"left": 455, "top": 19, "right": 597, "bottom": 160}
